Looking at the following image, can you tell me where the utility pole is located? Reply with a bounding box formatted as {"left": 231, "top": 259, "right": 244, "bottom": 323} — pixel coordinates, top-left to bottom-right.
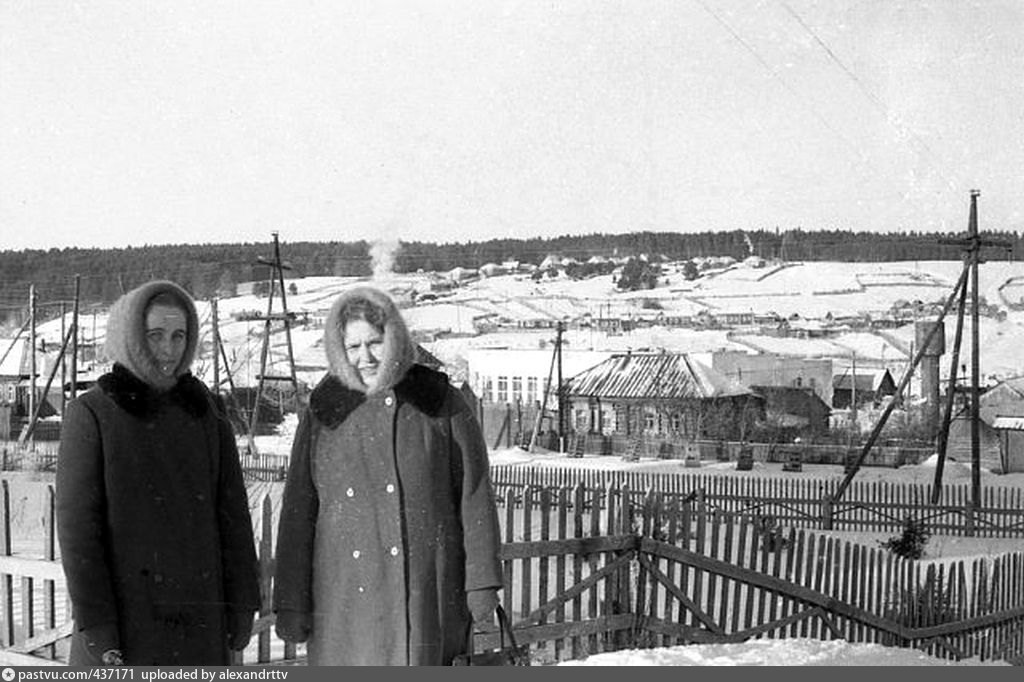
{"left": 241, "top": 233, "right": 301, "bottom": 453}
{"left": 59, "top": 302, "right": 67, "bottom": 415}
{"left": 19, "top": 308, "right": 77, "bottom": 446}
{"left": 850, "top": 351, "right": 857, "bottom": 426}
{"left": 70, "top": 276, "right": 80, "bottom": 401}
{"left": 528, "top": 335, "right": 560, "bottom": 453}
{"left": 211, "top": 297, "right": 221, "bottom": 393}
{"left": 931, "top": 272, "right": 969, "bottom": 504}
{"left": 28, "top": 286, "right": 36, "bottom": 444}
{"left": 555, "top": 320, "right": 565, "bottom": 451}
{"left": 829, "top": 266, "right": 968, "bottom": 518}
{"left": 937, "top": 190, "right": 1011, "bottom": 517}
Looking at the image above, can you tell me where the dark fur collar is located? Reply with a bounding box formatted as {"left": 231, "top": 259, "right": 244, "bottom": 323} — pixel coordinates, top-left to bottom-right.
{"left": 310, "top": 363, "right": 449, "bottom": 429}
{"left": 98, "top": 363, "right": 211, "bottom": 419}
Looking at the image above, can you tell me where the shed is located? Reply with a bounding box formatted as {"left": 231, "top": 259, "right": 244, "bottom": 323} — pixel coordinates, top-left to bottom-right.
{"left": 831, "top": 369, "right": 897, "bottom": 409}
{"left": 750, "top": 385, "right": 831, "bottom": 438}
{"left": 990, "top": 416, "right": 1024, "bottom": 473}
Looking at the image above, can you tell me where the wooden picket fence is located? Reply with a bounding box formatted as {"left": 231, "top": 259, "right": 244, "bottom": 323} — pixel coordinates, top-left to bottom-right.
{"left": 490, "top": 465, "right": 1024, "bottom": 538}
{"left": 1, "top": 479, "right": 1022, "bottom": 665}
{"left": 494, "top": 484, "right": 1024, "bottom": 665}
{"left": 0, "top": 442, "right": 59, "bottom": 474}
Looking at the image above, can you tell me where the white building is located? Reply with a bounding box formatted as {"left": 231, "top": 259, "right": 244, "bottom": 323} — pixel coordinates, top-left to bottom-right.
{"left": 465, "top": 348, "right": 608, "bottom": 405}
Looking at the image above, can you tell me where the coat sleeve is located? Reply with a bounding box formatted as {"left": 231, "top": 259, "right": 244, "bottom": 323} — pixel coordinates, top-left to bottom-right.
{"left": 449, "top": 391, "right": 503, "bottom": 593}
{"left": 56, "top": 398, "right": 119, "bottom": 632}
{"left": 272, "top": 408, "right": 319, "bottom": 615}
{"left": 215, "top": 412, "right": 261, "bottom": 614}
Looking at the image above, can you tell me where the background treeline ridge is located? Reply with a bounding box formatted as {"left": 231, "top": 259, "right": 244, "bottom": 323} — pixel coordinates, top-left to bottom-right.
{"left": 0, "top": 228, "right": 1018, "bottom": 322}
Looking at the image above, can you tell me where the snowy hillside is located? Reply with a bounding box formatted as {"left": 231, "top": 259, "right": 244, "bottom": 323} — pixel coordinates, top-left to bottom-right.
{"left": 21, "top": 259, "right": 1024, "bottom": 389}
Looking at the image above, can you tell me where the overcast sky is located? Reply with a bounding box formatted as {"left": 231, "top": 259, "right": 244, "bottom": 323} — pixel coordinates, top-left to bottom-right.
{"left": 3, "top": 0, "right": 1023, "bottom": 251}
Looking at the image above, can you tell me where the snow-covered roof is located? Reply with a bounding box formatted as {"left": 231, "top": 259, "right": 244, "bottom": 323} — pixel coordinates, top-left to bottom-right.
{"left": 565, "top": 352, "right": 753, "bottom": 400}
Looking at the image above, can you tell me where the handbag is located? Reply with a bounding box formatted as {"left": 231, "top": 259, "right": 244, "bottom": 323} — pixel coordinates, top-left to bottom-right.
{"left": 452, "top": 604, "right": 530, "bottom": 666}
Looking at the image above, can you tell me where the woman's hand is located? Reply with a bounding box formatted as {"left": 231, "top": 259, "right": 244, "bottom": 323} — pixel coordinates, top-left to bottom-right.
{"left": 467, "top": 589, "right": 500, "bottom": 626}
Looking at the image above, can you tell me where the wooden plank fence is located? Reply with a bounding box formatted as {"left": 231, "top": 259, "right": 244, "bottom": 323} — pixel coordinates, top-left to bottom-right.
{"left": 1, "top": 479, "right": 1022, "bottom": 665}
{"left": 490, "top": 465, "right": 1024, "bottom": 538}
{"left": 493, "top": 484, "right": 1024, "bottom": 665}
{"left": 1, "top": 440, "right": 286, "bottom": 482}
{"left": 0, "top": 442, "right": 59, "bottom": 474}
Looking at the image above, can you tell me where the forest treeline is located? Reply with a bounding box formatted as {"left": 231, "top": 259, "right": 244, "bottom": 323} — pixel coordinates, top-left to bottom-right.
{"left": 1, "top": 228, "right": 1019, "bottom": 324}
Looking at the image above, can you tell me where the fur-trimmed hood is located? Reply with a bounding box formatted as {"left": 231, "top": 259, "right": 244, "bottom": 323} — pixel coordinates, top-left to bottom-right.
{"left": 324, "top": 286, "right": 415, "bottom": 395}
{"left": 104, "top": 280, "right": 199, "bottom": 391}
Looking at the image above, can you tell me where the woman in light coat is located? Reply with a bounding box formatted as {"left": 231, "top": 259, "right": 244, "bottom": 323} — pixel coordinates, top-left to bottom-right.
{"left": 57, "top": 280, "right": 260, "bottom": 665}
{"left": 273, "top": 286, "right": 503, "bottom": 665}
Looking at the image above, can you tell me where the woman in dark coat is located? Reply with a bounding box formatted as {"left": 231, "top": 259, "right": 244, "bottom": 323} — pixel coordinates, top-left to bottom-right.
{"left": 273, "top": 285, "right": 503, "bottom": 666}
{"left": 57, "top": 280, "right": 260, "bottom": 666}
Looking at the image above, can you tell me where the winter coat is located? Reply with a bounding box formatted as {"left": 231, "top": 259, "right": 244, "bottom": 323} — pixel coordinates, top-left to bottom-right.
{"left": 56, "top": 280, "right": 260, "bottom": 666}
{"left": 273, "top": 286, "right": 503, "bottom": 666}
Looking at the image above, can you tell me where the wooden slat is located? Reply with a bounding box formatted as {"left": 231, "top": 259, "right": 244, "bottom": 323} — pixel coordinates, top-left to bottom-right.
{"left": 520, "top": 485, "right": 533, "bottom": 630}
{"left": 1, "top": 480, "right": 15, "bottom": 647}
{"left": 257, "top": 494, "right": 274, "bottom": 664}
{"left": 0, "top": 556, "right": 66, "bottom": 582}
{"left": 571, "top": 485, "right": 584, "bottom": 659}
{"left": 554, "top": 487, "right": 568, "bottom": 662}
{"left": 42, "top": 485, "right": 57, "bottom": 660}
{"left": 0, "top": 649, "right": 66, "bottom": 666}
{"left": 538, "top": 488, "right": 552, "bottom": 660}
{"left": 588, "top": 486, "right": 601, "bottom": 654}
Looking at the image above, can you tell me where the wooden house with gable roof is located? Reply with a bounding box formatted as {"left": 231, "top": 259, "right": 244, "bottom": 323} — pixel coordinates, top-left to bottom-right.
{"left": 563, "top": 351, "right": 763, "bottom": 443}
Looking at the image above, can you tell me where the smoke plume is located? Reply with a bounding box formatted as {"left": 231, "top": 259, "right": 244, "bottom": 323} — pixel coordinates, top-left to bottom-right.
{"left": 370, "top": 239, "right": 401, "bottom": 280}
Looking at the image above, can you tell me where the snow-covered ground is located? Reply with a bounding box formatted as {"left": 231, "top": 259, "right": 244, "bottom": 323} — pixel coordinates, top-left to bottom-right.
{"left": 556, "top": 638, "right": 1011, "bottom": 666}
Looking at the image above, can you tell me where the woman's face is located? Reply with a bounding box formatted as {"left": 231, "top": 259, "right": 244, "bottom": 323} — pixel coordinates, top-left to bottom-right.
{"left": 146, "top": 303, "right": 188, "bottom": 377}
{"left": 344, "top": 319, "right": 384, "bottom": 390}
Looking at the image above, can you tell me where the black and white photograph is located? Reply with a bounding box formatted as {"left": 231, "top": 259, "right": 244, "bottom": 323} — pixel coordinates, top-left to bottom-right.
{"left": 1, "top": 0, "right": 1023, "bottom": 668}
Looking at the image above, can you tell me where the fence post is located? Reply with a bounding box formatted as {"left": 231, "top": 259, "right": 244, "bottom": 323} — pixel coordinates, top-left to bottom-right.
{"left": 821, "top": 494, "right": 834, "bottom": 531}
{"left": 0, "top": 480, "right": 13, "bottom": 647}
{"left": 43, "top": 486, "right": 56, "bottom": 660}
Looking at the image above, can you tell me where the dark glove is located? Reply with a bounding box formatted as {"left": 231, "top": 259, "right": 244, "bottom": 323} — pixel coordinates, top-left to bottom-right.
{"left": 79, "top": 622, "right": 124, "bottom": 666}
{"left": 467, "top": 588, "right": 500, "bottom": 625}
{"left": 275, "top": 610, "right": 311, "bottom": 644}
{"left": 227, "top": 609, "right": 255, "bottom": 651}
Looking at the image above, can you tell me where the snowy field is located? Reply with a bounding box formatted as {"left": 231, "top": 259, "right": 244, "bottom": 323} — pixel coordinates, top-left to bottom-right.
{"left": 556, "top": 637, "right": 1011, "bottom": 666}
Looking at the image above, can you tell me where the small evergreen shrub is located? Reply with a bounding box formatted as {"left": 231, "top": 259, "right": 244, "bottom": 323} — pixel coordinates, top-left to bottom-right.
{"left": 879, "top": 516, "right": 930, "bottom": 559}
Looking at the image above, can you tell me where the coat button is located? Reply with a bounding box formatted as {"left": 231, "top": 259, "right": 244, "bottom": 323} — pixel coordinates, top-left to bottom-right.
{"left": 346, "top": 488, "right": 354, "bottom": 497}
{"left": 352, "top": 550, "right": 361, "bottom": 559}
{"left": 385, "top": 396, "right": 394, "bottom": 406}
{"left": 390, "top": 546, "right": 399, "bottom": 556}
{"left": 386, "top": 484, "right": 395, "bottom": 493}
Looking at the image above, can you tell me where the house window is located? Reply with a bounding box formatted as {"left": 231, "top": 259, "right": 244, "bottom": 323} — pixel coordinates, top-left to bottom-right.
{"left": 526, "top": 377, "right": 538, "bottom": 404}
{"left": 512, "top": 377, "right": 523, "bottom": 403}
{"left": 602, "top": 406, "right": 616, "bottom": 434}
{"left": 483, "top": 377, "right": 493, "bottom": 402}
{"left": 671, "top": 412, "right": 682, "bottom": 432}
{"left": 795, "top": 377, "right": 803, "bottom": 387}
{"left": 497, "top": 376, "right": 508, "bottom": 403}
{"left": 574, "top": 408, "right": 589, "bottom": 431}
{"left": 644, "top": 410, "right": 656, "bottom": 431}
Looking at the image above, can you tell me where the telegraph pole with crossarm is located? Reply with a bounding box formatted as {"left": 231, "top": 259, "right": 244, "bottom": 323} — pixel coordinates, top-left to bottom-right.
{"left": 937, "top": 190, "right": 1011, "bottom": 516}
{"left": 239, "top": 233, "right": 301, "bottom": 453}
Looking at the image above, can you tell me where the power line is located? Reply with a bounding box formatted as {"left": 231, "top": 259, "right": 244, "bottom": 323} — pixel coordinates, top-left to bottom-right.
{"left": 692, "top": 0, "right": 862, "bottom": 157}
{"left": 775, "top": 0, "right": 958, "bottom": 192}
